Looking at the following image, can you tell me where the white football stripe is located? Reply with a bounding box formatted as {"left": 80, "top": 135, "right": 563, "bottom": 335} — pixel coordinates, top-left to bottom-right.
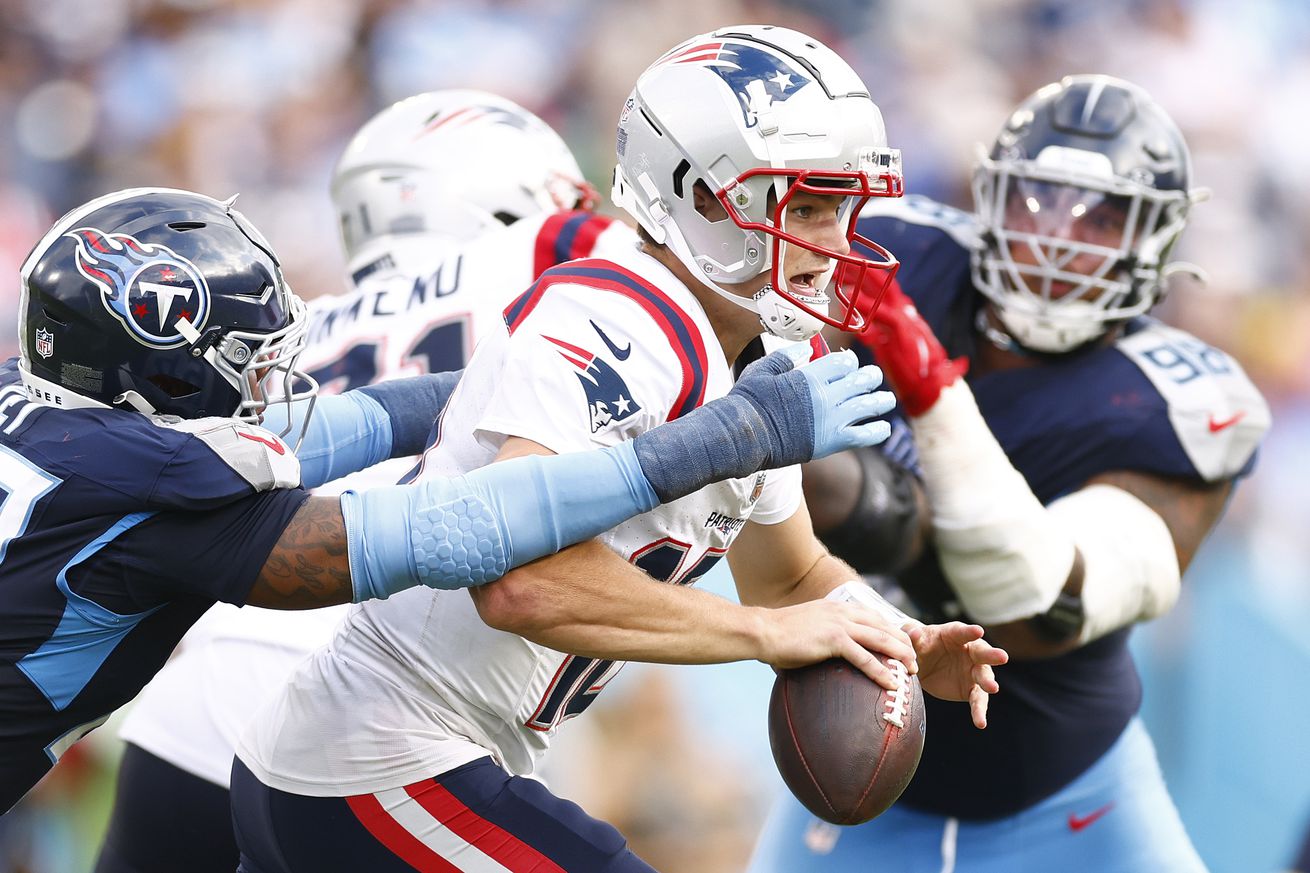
{"left": 372, "top": 786, "right": 512, "bottom": 873}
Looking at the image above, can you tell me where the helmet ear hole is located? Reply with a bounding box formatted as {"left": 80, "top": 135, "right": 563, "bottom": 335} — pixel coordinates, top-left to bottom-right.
{"left": 672, "top": 160, "right": 692, "bottom": 199}
{"left": 147, "top": 373, "right": 201, "bottom": 399}
{"left": 691, "top": 181, "right": 729, "bottom": 223}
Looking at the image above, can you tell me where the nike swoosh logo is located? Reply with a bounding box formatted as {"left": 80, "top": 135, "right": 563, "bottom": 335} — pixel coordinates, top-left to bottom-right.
{"left": 590, "top": 320, "right": 631, "bottom": 361}
{"left": 1208, "top": 411, "right": 1246, "bottom": 433}
{"left": 1068, "top": 802, "right": 1114, "bottom": 832}
{"left": 237, "top": 431, "right": 287, "bottom": 456}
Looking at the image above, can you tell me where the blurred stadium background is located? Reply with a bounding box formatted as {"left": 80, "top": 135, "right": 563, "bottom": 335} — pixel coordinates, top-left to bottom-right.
{"left": 2, "top": 0, "right": 1308, "bottom": 870}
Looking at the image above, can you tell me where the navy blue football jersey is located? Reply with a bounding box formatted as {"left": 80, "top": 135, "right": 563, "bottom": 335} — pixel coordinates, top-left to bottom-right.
{"left": 0, "top": 359, "right": 309, "bottom": 810}
{"left": 852, "top": 197, "right": 1269, "bottom": 819}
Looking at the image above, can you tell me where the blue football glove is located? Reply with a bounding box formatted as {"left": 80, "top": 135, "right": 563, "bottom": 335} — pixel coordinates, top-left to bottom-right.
{"left": 737, "top": 346, "right": 894, "bottom": 463}
{"left": 632, "top": 346, "right": 895, "bottom": 503}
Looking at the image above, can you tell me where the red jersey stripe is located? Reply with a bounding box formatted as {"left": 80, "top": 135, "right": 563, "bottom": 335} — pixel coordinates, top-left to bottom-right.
{"left": 345, "top": 793, "right": 461, "bottom": 873}
{"left": 404, "top": 781, "right": 568, "bottom": 873}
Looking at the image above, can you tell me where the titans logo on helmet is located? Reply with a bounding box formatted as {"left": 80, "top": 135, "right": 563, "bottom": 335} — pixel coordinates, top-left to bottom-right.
{"left": 543, "top": 334, "right": 642, "bottom": 434}
{"left": 65, "top": 227, "right": 211, "bottom": 350}
{"left": 658, "top": 40, "right": 812, "bottom": 129}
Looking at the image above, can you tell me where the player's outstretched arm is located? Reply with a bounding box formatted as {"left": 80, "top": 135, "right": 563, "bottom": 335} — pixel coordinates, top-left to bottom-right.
{"left": 262, "top": 371, "right": 463, "bottom": 489}
{"left": 248, "top": 348, "right": 898, "bottom": 608}
{"left": 473, "top": 539, "right": 920, "bottom": 693}
{"left": 632, "top": 347, "right": 895, "bottom": 504}
{"left": 864, "top": 284, "right": 1205, "bottom": 659}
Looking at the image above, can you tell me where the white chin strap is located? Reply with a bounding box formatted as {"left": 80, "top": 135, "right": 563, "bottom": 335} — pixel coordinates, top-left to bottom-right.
{"left": 750, "top": 284, "right": 828, "bottom": 342}
{"left": 661, "top": 225, "right": 829, "bottom": 342}
{"left": 994, "top": 300, "right": 1107, "bottom": 353}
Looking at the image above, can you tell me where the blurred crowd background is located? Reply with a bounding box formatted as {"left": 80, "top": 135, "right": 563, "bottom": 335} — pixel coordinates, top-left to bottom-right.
{"left": 2, "top": 0, "right": 1309, "bottom": 871}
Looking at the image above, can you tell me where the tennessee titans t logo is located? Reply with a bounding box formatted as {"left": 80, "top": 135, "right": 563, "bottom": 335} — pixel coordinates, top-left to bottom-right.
{"left": 543, "top": 334, "right": 642, "bottom": 433}
{"left": 659, "top": 40, "right": 812, "bottom": 129}
{"left": 65, "top": 227, "right": 210, "bottom": 349}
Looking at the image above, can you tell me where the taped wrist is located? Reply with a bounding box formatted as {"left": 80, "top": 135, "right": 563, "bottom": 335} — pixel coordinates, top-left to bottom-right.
{"left": 912, "top": 381, "right": 1075, "bottom": 624}
{"left": 357, "top": 371, "right": 461, "bottom": 457}
{"left": 265, "top": 393, "right": 393, "bottom": 490}
{"left": 632, "top": 394, "right": 771, "bottom": 503}
{"left": 826, "top": 580, "right": 917, "bottom": 629}
{"left": 1046, "top": 485, "right": 1181, "bottom": 644}
{"left": 341, "top": 441, "right": 659, "bottom": 600}
{"left": 818, "top": 446, "right": 925, "bottom": 576}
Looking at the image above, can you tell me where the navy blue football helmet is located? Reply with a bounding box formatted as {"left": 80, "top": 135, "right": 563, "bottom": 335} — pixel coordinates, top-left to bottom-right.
{"left": 971, "top": 75, "right": 1203, "bottom": 352}
{"left": 18, "top": 188, "right": 316, "bottom": 430}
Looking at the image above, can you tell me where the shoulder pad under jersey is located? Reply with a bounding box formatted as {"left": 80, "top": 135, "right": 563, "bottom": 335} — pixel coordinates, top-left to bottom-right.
{"left": 152, "top": 416, "right": 302, "bottom": 491}
{"left": 1115, "top": 320, "right": 1270, "bottom": 481}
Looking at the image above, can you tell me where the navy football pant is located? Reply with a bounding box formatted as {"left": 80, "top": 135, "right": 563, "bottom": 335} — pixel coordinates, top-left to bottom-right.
{"left": 1293, "top": 818, "right": 1310, "bottom": 873}
{"left": 94, "top": 743, "right": 238, "bottom": 873}
{"left": 231, "top": 756, "right": 657, "bottom": 872}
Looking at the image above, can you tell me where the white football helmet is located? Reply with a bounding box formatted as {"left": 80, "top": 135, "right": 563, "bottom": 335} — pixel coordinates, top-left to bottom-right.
{"left": 332, "top": 89, "right": 596, "bottom": 260}
{"left": 612, "top": 25, "right": 904, "bottom": 341}
{"left": 971, "top": 75, "right": 1205, "bottom": 353}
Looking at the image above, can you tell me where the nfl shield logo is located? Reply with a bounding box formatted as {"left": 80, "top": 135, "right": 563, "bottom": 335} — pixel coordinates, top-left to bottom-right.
{"left": 35, "top": 328, "right": 54, "bottom": 359}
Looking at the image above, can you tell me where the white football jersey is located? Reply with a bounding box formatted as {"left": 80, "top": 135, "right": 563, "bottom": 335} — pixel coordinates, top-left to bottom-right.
{"left": 237, "top": 242, "right": 804, "bottom": 796}
{"left": 119, "top": 212, "right": 634, "bottom": 787}
{"left": 302, "top": 210, "right": 634, "bottom": 494}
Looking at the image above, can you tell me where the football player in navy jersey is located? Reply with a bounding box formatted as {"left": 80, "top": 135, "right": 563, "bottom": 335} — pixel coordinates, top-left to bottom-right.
{"left": 0, "top": 185, "right": 905, "bottom": 814}
{"left": 749, "top": 75, "right": 1270, "bottom": 872}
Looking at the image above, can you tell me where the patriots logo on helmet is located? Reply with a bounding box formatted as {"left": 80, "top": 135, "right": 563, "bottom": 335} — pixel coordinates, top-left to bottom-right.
{"left": 415, "top": 104, "right": 534, "bottom": 140}
{"left": 65, "top": 227, "right": 210, "bottom": 349}
{"left": 543, "top": 334, "right": 642, "bottom": 434}
{"left": 656, "top": 40, "right": 812, "bottom": 129}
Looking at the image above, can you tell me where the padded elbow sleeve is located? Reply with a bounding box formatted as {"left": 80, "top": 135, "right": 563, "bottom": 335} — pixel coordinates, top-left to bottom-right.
{"left": 341, "top": 441, "right": 658, "bottom": 601}
{"left": 1047, "top": 485, "right": 1181, "bottom": 644}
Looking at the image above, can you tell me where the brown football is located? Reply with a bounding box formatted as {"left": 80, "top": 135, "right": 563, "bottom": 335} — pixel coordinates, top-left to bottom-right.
{"left": 768, "top": 657, "right": 925, "bottom": 825}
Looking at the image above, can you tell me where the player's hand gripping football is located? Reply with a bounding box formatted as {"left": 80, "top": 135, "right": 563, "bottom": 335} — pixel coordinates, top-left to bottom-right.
{"left": 908, "top": 622, "right": 1009, "bottom": 729}
{"left": 860, "top": 281, "right": 969, "bottom": 417}
{"left": 730, "top": 345, "right": 895, "bottom": 465}
{"left": 759, "top": 598, "right": 919, "bottom": 693}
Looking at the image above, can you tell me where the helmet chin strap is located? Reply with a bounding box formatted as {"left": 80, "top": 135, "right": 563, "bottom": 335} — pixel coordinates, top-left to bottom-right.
{"left": 975, "top": 307, "right": 1029, "bottom": 356}
{"left": 656, "top": 200, "right": 828, "bottom": 342}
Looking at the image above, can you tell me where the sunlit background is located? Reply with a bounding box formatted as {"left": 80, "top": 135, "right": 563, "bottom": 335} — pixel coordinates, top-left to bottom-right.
{"left": 2, "top": 1, "right": 1309, "bottom": 871}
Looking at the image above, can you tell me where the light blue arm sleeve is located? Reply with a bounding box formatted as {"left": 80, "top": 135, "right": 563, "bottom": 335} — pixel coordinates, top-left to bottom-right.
{"left": 341, "top": 440, "right": 659, "bottom": 601}
{"left": 264, "top": 394, "right": 394, "bottom": 490}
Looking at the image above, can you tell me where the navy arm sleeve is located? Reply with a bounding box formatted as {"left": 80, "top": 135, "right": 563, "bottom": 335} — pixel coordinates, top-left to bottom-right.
{"left": 358, "top": 371, "right": 462, "bottom": 457}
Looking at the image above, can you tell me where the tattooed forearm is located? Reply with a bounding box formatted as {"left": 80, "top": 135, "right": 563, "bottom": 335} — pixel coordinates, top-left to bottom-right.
{"left": 246, "top": 497, "right": 354, "bottom": 609}
{"left": 1085, "top": 470, "right": 1234, "bottom": 572}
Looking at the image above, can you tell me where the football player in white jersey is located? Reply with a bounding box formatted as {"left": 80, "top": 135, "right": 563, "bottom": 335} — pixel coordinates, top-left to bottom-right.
{"left": 232, "top": 26, "right": 1009, "bottom": 873}
{"left": 95, "top": 92, "right": 634, "bottom": 873}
